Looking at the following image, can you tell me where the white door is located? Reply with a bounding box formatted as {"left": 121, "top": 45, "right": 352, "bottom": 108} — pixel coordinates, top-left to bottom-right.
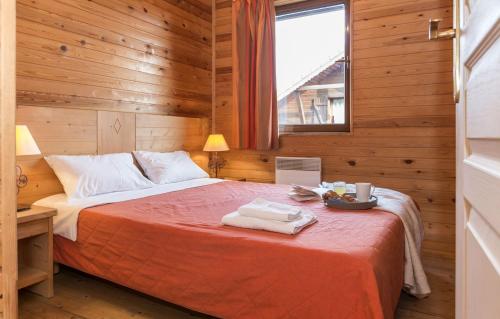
{"left": 456, "top": 0, "right": 500, "bottom": 318}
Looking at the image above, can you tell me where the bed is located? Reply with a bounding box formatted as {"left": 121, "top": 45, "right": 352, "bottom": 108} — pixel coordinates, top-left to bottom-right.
{"left": 42, "top": 179, "right": 405, "bottom": 319}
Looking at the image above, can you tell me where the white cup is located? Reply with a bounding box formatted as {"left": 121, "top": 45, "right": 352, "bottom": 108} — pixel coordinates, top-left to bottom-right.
{"left": 356, "top": 183, "right": 374, "bottom": 202}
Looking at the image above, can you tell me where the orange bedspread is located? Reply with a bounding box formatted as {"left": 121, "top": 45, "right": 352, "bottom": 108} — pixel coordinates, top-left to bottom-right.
{"left": 54, "top": 181, "right": 404, "bottom": 319}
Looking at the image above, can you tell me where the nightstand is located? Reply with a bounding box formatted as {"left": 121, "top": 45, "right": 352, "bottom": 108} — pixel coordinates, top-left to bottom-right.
{"left": 222, "top": 177, "right": 247, "bottom": 182}
{"left": 17, "top": 205, "right": 57, "bottom": 298}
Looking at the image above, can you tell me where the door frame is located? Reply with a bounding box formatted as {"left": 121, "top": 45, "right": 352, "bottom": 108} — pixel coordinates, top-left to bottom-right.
{"left": 1, "top": 0, "right": 18, "bottom": 317}
{"left": 455, "top": 0, "right": 464, "bottom": 317}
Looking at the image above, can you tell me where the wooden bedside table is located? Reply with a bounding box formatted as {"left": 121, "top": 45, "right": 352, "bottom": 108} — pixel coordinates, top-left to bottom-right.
{"left": 17, "top": 205, "right": 57, "bottom": 298}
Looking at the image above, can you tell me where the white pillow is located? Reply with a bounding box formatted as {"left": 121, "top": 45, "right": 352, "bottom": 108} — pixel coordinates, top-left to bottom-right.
{"left": 45, "top": 153, "right": 154, "bottom": 200}
{"left": 133, "top": 150, "right": 209, "bottom": 184}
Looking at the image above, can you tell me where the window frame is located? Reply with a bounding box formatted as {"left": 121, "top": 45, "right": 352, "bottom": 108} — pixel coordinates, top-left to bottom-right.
{"left": 275, "top": 0, "right": 351, "bottom": 133}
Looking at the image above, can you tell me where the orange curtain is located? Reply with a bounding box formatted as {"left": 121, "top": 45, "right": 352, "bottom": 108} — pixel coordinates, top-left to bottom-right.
{"left": 232, "top": 0, "right": 279, "bottom": 150}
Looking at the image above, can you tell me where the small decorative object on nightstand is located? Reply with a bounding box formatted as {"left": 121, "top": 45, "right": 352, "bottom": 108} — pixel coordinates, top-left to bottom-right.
{"left": 17, "top": 205, "right": 57, "bottom": 297}
{"left": 203, "top": 134, "right": 229, "bottom": 178}
{"left": 16, "top": 125, "right": 41, "bottom": 212}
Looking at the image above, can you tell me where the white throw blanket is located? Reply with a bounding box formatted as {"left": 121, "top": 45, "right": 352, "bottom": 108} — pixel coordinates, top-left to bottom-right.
{"left": 373, "top": 187, "right": 431, "bottom": 298}
{"left": 222, "top": 210, "right": 317, "bottom": 235}
{"left": 238, "top": 198, "right": 302, "bottom": 221}
{"left": 312, "top": 185, "right": 431, "bottom": 298}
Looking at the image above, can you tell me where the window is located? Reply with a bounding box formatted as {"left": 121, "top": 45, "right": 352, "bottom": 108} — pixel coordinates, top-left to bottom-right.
{"left": 275, "top": 0, "right": 350, "bottom": 133}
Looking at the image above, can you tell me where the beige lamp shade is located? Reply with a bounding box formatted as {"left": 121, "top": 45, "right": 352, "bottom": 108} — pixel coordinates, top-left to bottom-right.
{"left": 16, "top": 125, "right": 41, "bottom": 156}
{"left": 203, "top": 134, "right": 229, "bottom": 152}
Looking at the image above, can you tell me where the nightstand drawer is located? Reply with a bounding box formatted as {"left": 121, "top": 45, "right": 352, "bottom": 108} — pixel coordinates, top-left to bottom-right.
{"left": 18, "top": 219, "right": 48, "bottom": 240}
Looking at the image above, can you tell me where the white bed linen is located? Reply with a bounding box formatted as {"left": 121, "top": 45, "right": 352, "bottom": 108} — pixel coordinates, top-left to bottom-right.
{"left": 133, "top": 150, "right": 209, "bottom": 184}
{"left": 35, "top": 178, "right": 223, "bottom": 241}
{"left": 45, "top": 153, "right": 154, "bottom": 201}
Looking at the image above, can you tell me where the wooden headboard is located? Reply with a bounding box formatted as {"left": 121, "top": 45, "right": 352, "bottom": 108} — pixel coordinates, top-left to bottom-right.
{"left": 16, "top": 106, "right": 209, "bottom": 203}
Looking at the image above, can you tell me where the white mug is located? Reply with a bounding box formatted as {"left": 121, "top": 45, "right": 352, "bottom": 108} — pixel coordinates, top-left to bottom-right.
{"left": 356, "top": 183, "right": 375, "bottom": 202}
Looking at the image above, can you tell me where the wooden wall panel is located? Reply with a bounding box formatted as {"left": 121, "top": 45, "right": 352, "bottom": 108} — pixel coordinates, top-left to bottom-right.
{"left": 136, "top": 114, "right": 208, "bottom": 152}
{"left": 16, "top": 0, "right": 212, "bottom": 117}
{"left": 16, "top": 106, "right": 98, "bottom": 204}
{"left": 16, "top": 107, "right": 209, "bottom": 204}
{"left": 17, "top": 106, "right": 98, "bottom": 155}
{"left": 136, "top": 114, "right": 209, "bottom": 169}
{"left": 214, "top": 0, "right": 455, "bottom": 317}
{"left": 98, "top": 111, "right": 136, "bottom": 154}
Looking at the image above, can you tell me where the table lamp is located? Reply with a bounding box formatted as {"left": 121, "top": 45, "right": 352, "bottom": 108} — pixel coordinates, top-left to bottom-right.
{"left": 16, "top": 125, "right": 41, "bottom": 211}
{"left": 203, "top": 134, "right": 229, "bottom": 178}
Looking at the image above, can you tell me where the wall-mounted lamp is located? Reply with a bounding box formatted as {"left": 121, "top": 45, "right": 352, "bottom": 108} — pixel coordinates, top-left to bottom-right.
{"left": 16, "top": 125, "right": 41, "bottom": 211}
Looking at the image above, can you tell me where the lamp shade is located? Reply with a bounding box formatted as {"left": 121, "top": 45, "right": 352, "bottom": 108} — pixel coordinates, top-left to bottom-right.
{"left": 16, "top": 125, "right": 41, "bottom": 156}
{"left": 203, "top": 134, "right": 229, "bottom": 152}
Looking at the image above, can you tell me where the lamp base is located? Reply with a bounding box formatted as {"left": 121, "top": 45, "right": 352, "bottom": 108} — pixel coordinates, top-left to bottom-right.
{"left": 208, "top": 152, "right": 227, "bottom": 178}
{"left": 17, "top": 203, "right": 31, "bottom": 212}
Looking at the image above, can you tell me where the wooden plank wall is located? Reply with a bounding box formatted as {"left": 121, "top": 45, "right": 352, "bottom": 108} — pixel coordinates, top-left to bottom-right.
{"left": 16, "top": 0, "right": 212, "bottom": 117}
{"left": 214, "top": 0, "right": 455, "bottom": 317}
{"left": 15, "top": 0, "right": 213, "bottom": 204}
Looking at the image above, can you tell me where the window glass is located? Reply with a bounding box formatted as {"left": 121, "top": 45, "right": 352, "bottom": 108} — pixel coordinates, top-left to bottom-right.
{"left": 276, "top": 2, "right": 349, "bottom": 132}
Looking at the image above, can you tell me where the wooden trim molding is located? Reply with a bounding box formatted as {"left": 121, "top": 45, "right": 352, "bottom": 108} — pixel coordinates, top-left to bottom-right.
{"left": 212, "top": 0, "right": 217, "bottom": 133}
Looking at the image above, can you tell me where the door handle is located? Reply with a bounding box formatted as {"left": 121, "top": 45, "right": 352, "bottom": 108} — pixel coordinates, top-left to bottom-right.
{"left": 429, "top": 19, "right": 456, "bottom": 40}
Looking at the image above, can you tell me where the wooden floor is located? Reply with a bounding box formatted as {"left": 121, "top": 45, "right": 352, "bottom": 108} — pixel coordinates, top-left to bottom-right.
{"left": 19, "top": 266, "right": 454, "bottom": 319}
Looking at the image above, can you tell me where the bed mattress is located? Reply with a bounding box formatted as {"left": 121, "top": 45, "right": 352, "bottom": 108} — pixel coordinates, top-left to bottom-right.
{"left": 53, "top": 181, "right": 405, "bottom": 319}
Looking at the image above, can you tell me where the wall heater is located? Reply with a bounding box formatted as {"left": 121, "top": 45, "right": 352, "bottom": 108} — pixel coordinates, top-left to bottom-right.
{"left": 275, "top": 157, "right": 321, "bottom": 187}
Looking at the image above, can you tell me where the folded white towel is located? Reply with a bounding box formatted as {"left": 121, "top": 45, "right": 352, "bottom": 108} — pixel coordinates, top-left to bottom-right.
{"left": 221, "top": 210, "right": 317, "bottom": 235}
{"left": 238, "top": 198, "right": 302, "bottom": 221}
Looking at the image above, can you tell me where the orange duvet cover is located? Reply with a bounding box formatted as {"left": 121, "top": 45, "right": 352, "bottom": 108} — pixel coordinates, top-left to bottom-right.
{"left": 54, "top": 181, "right": 404, "bottom": 319}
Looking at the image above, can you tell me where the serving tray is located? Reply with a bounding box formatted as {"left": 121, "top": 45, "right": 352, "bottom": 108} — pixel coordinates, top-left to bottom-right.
{"left": 324, "top": 192, "right": 378, "bottom": 210}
